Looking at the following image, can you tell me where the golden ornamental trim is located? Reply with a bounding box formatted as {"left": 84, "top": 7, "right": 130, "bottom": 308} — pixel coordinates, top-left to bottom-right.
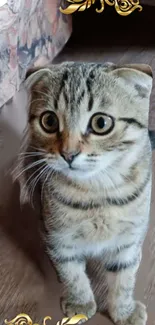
{"left": 59, "top": 0, "right": 143, "bottom": 16}
{"left": 4, "top": 313, "right": 88, "bottom": 325}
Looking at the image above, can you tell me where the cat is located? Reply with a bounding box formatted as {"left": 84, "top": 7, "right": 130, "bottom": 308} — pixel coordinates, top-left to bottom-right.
{"left": 16, "top": 61, "right": 153, "bottom": 325}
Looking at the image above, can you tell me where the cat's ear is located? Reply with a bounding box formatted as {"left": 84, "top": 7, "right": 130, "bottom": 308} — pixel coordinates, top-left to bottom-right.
{"left": 109, "top": 63, "right": 153, "bottom": 98}
{"left": 25, "top": 66, "right": 52, "bottom": 89}
{"left": 120, "top": 63, "right": 153, "bottom": 78}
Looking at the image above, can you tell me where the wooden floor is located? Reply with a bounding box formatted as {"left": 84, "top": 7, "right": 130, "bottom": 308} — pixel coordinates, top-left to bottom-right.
{"left": 55, "top": 4, "right": 155, "bottom": 129}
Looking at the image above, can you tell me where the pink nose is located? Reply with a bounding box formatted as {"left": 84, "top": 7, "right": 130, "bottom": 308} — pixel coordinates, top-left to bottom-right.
{"left": 61, "top": 150, "right": 80, "bottom": 165}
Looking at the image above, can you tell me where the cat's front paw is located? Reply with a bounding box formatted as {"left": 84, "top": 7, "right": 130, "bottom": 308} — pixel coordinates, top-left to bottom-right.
{"left": 61, "top": 297, "right": 97, "bottom": 320}
{"left": 114, "top": 301, "right": 147, "bottom": 325}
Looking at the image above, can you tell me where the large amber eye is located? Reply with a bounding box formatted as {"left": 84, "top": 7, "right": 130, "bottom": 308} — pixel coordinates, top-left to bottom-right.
{"left": 40, "top": 111, "right": 59, "bottom": 133}
{"left": 89, "top": 113, "right": 114, "bottom": 135}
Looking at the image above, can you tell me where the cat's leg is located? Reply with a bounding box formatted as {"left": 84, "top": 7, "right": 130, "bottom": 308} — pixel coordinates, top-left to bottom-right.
{"left": 49, "top": 249, "right": 97, "bottom": 319}
{"left": 105, "top": 244, "right": 147, "bottom": 325}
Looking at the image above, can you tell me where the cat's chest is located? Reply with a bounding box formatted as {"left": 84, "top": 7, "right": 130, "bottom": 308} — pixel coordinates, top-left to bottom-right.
{"left": 50, "top": 204, "right": 133, "bottom": 244}
{"left": 69, "top": 211, "right": 129, "bottom": 243}
{"left": 44, "top": 184, "right": 136, "bottom": 243}
{"left": 73, "top": 214, "right": 115, "bottom": 241}
{"left": 51, "top": 214, "right": 134, "bottom": 257}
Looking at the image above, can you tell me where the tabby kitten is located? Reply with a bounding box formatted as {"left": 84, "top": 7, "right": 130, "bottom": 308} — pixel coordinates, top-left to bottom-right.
{"left": 18, "top": 62, "right": 153, "bottom": 325}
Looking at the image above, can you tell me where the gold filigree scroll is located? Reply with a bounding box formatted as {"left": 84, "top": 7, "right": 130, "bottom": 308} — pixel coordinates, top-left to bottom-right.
{"left": 60, "top": 0, "right": 95, "bottom": 14}
{"left": 59, "top": 0, "right": 143, "bottom": 16}
{"left": 56, "top": 314, "right": 88, "bottom": 325}
{"left": 115, "top": 0, "right": 142, "bottom": 16}
{"left": 4, "top": 314, "right": 52, "bottom": 325}
{"left": 4, "top": 314, "right": 88, "bottom": 325}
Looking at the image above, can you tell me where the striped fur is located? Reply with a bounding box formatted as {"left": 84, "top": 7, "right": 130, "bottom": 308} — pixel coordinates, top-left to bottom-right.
{"left": 18, "top": 62, "right": 153, "bottom": 325}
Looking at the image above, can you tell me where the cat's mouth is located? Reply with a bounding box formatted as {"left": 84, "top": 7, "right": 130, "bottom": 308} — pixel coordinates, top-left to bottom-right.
{"left": 63, "top": 165, "right": 83, "bottom": 172}
{"left": 68, "top": 166, "right": 78, "bottom": 171}
{"left": 61, "top": 164, "right": 97, "bottom": 179}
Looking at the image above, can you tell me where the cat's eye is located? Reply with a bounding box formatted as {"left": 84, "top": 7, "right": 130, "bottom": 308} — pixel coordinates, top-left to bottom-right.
{"left": 89, "top": 113, "right": 114, "bottom": 135}
{"left": 40, "top": 111, "right": 59, "bottom": 133}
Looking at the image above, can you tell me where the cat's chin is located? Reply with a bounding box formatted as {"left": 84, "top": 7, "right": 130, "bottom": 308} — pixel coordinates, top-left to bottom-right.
{"left": 48, "top": 163, "right": 99, "bottom": 180}
{"left": 60, "top": 167, "right": 98, "bottom": 181}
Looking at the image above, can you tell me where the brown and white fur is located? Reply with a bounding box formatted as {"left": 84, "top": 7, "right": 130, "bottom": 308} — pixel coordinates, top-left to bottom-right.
{"left": 17, "top": 62, "right": 153, "bottom": 325}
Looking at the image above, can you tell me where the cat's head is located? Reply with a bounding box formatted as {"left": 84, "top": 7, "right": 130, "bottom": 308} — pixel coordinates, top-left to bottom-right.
{"left": 24, "top": 62, "right": 152, "bottom": 183}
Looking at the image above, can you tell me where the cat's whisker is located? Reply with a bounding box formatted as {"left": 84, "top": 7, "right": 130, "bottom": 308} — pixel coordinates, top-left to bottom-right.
{"left": 17, "top": 153, "right": 44, "bottom": 161}
{"left": 22, "top": 163, "right": 46, "bottom": 195}
{"left": 29, "top": 164, "right": 48, "bottom": 208}
{"left": 18, "top": 152, "right": 44, "bottom": 156}
{"left": 41, "top": 167, "right": 51, "bottom": 201}
{"left": 11, "top": 157, "right": 39, "bottom": 176}
{"left": 29, "top": 145, "right": 46, "bottom": 153}
{"left": 12, "top": 150, "right": 49, "bottom": 177}
{"left": 41, "top": 166, "right": 54, "bottom": 202}
{"left": 21, "top": 163, "right": 46, "bottom": 205}
{"left": 13, "top": 159, "right": 46, "bottom": 181}
{"left": 15, "top": 157, "right": 43, "bottom": 164}
{"left": 11, "top": 161, "right": 25, "bottom": 176}
{"left": 16, "top": 156, "right": 44, "bottom": 164}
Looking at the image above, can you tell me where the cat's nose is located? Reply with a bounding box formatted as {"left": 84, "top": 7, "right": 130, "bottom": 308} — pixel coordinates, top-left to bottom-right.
{"left": 61, "top": 150, "right": 80, "bottom": 165}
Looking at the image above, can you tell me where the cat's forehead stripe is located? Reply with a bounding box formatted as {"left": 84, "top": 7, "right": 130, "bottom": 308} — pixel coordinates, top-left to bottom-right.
{"left": 54, "top": 70, "right": 69, "bottom": 110}
{"left": 55, "top": 66, "right": 97, "bottom": 113}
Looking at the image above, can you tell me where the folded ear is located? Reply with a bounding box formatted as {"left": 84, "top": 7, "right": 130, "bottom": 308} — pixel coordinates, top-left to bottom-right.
{"left": 121, "top": 63, "right": 153, "bottom": 78}
{"left": 25, "top": 67, "right": 41, "bottom": 79}
{"left": 25, "top": 66, "right": 52, "bottom": 89}
{"left": 109, "top": 63, "right": 153, "bottom": 99}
